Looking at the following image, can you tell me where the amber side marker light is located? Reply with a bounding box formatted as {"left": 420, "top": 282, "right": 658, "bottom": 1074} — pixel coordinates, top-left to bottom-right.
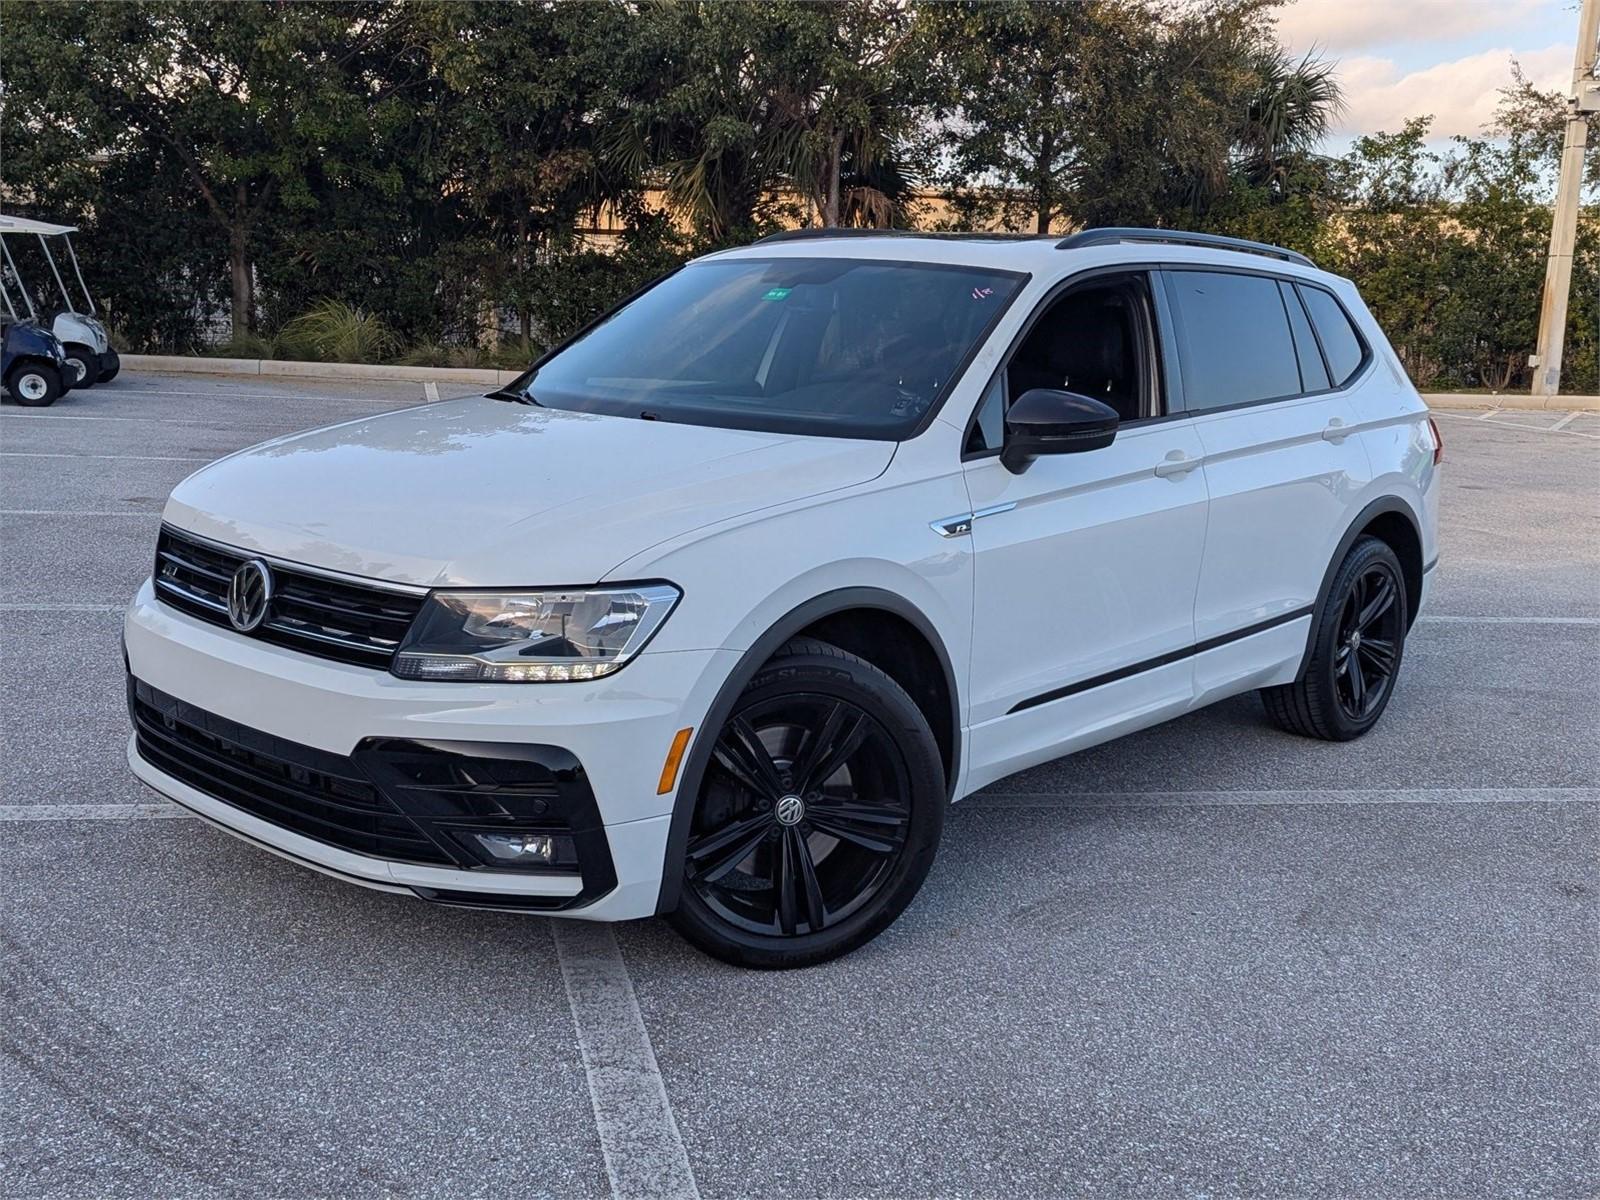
{"left": 658, "top": 727, "right": 693, "bottom": 795}
{"left": 1428, "top": 416, "right": 1444, "bottom": 465}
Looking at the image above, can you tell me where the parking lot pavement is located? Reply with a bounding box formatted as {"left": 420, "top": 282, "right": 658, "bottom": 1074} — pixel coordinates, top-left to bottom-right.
{"left": 3, "top": 374, "right": 1596, "bottom": 1199}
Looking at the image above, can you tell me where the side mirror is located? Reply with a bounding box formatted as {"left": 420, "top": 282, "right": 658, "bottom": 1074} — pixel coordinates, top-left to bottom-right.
{"left": 1000, "top": 388, "right": 1120, "bottom": 474}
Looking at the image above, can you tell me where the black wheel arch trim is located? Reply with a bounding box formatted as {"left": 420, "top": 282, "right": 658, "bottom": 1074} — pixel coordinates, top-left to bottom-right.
{"left": 654, "top": 587, "right": 961, "bottom": 916}
{"left": 1296, "top": 495, "right": 1426, "bottom": 680}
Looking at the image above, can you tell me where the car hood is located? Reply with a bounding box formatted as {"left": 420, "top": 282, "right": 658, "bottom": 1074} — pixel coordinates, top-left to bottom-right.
{"left": 164, "top": 396, "right": 894, "bottom": 586}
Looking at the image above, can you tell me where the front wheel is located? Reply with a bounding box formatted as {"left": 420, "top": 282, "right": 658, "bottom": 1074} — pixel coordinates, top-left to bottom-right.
{"left": 1261, "top": 536, "right": 1409, "bottom": 741}
{"left": 667, "top": 638, "right": 945, "bottom": 968}
{"left": 63, "top": 344, "right": 100, "bottom": 387}
{"left": 5, "top": 362, "right": 64, "bottom": 407}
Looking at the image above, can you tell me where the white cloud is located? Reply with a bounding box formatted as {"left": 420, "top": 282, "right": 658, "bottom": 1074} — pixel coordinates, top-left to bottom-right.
{"left": 1276, "top": 0, "right": 1552, "bottom": 54}
{"left": 1332, "top": 44, "right": 1571, "bottom": 138}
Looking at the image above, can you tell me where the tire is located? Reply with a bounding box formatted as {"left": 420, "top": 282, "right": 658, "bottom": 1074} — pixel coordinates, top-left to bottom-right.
{"left": 63, "top": 344, "right": 100, "bottom": 387}
{"left": 5, "top": 362, "right": 64, "bottom": 407}
{"left": 100, "top": 363, "right": 120, "bottom": 383}
{"left": 667, "top": 637, "right": 946, "bottom": 968}
{"left": 1260, "top": 536, "right": 1409, "bottom": 741}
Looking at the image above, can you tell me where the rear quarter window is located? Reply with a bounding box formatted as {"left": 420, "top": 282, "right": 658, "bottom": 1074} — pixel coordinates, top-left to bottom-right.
{"left": 1297, "top": 284, "right": 1368, "bottom": 386}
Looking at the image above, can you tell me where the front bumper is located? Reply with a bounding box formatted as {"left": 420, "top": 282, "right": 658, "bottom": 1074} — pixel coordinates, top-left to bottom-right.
{"left": 125, "top": 578, "right": 736, "bottom": 919}
{"left": 99, "top": 348, "right": 120, "bottom": 376}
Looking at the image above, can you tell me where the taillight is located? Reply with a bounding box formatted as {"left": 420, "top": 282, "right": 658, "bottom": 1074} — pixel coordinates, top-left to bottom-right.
{"left": 1427, "top": 416, "right": 1444, "bottom": 465}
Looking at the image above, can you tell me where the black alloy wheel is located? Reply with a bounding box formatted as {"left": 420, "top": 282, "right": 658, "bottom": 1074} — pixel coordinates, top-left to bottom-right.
{"left": 1331, "top": 560, "right": 1404, "bottom": 721}
{"left": 1261, "top": 535, "right": 1410, "bottom": 741}
{"left": 668, "top": 638, "right": 944, "bottom": 968}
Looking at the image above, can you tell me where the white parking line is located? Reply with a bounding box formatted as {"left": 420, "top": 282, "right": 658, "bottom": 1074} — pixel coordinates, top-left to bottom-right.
{"left": 967, "top": 786, "right": 1597, "bottom": 808}
{"left": 112, "top": 387, "right": 425, "bottom": 403}
{"left": 0, "top": 603, "right": 126, "bottom": 612}
{"left": 1551, "top": 410, "right": 1585, "bottom": 431}
{"left": 0, "top": 803, "right": 191, "bottom": 821}
{"left": 553, "top": 921, "right": 700, "bottom": 1200}
{"left": 0, "top": 509, "right": 157, "bottom": 517}
{"left": 1419, "top": 614, "right": 1600, "bottom": 625}
{"left": 1433, "top": 409, "right": 1600, "bottom": 439}
{"left": 0, "top": 451, "right": 210, "bottom": 462}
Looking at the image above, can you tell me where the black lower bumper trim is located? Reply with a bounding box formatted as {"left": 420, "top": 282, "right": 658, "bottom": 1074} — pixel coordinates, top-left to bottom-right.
{"left": 128, "top": 676, "right": 617, "bottom": 909}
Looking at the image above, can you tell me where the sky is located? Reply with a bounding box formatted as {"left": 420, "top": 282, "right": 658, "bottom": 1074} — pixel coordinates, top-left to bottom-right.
{"left": 1274, "top": 0, "right": 1584, "bottom": 150}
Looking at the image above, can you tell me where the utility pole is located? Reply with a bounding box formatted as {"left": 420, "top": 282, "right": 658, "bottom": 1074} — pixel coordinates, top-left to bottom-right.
{"left": 1531, "top": 0, "right": 1600, "bottom": 397}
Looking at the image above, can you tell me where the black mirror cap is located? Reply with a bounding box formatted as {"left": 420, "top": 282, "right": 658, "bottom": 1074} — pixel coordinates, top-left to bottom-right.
{"left": 1000, "top": 388, "right": 1120, "bottom": 473}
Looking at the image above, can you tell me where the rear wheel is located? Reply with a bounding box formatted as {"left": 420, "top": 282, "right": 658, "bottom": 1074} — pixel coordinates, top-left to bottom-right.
{"left": 667, "top": 638, "right": 945, "bottom": 968}
{"left": 63, "top": 344, "right": 100, "bottom": 387}
{"left": 5, "top": 362, "right": 63, "bottom": 407}
{"left": 1260, "top": 536, "right": 1408, "bottom": 741}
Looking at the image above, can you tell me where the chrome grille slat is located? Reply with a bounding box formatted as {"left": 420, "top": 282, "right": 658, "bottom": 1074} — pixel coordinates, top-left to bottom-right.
{"left": 153, "top": 526, "right": 427, "bottom": 669}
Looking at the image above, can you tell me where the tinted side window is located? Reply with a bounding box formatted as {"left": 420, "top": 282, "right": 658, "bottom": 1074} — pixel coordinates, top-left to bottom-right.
{"left": 1297, "top": 285, "right": 1366, "bottom": 385}
{"left": 1280, "top": 281, "right": 1331, "bottom": 392}
{"left": 1166, "top": 271, "right": 1301, "bottom": 410}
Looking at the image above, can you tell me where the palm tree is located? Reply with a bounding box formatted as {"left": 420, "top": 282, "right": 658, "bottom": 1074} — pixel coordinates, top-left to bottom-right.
{"left": 1240, "top": 48, "right": 1345, "bottom": 191}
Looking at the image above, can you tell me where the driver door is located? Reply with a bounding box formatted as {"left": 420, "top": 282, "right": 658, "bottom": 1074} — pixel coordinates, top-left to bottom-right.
{"left": 959, "top": 270, "right": 1209, "bottom": 792}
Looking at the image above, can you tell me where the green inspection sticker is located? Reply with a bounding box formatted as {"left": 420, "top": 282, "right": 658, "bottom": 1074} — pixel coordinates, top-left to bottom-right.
{"left": 761, "top": 287, "right": 792, "bottom": 301}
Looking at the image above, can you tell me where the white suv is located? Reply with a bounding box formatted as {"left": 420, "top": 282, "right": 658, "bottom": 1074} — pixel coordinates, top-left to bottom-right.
{"left": 125, "top": 228, "right": 1441, "bottom": 967}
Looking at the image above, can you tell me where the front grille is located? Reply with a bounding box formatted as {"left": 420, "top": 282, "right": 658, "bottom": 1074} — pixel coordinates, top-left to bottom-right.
{"left": 153, "top": 526, "right": 426, "bottom": 668}
{"left": 130, "top": 679, "right": 454, "bottom": 865}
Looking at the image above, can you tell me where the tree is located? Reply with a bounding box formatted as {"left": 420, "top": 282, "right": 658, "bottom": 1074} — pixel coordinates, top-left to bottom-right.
{"left": 24, "top": 3, "right": 425, "bottom": 338}
{"left": 420, "top": 0, "right": 638, "bottom": 342}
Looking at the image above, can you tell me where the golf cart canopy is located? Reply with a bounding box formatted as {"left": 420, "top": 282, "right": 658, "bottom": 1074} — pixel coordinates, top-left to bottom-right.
{"left": 0, "top": 216, "right": 80, "bottom": 236}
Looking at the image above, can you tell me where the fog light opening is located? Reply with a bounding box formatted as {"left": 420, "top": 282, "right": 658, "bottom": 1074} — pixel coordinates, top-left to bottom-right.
{"left": 471, "top": 831, "right": 558, "bottom": 865}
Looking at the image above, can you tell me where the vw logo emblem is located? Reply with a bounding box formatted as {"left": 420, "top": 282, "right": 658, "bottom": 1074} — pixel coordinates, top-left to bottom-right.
{"left": 775, "top": 794, "right": 806, "bottom": 827}
{"left": 227, "top": 559, "right": 273, "bottom": 632}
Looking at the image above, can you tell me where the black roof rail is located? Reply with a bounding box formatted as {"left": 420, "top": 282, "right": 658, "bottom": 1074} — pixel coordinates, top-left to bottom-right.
{"left": 754, "top": 228, "right": 1056, "bottom": 244}
{"left": 1056, "top": 226, "right": 1314, "bottom": 268}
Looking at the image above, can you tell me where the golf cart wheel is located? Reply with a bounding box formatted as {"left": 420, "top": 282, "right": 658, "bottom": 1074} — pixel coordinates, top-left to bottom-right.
{"left": 63, "top": 343, "right": 100, "bottom": 387}
{"left": 668, "top": 637, "right": 945, "bottom": 969}
{"left": 100, "top": 362, "right": 120, "bottom": 383}
{"left": 6, "top": 362, "right": 64, "bottom": 407}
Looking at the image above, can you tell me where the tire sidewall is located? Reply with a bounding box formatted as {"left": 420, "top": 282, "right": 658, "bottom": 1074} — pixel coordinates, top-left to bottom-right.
{"left": 1309, "top": 537, "right": 1408, "bottom": 737}
{"left": 6, "top": 363, "right": 62, "bottom": 406}
{"left": 669, "top": 649, "right": 945, "bottom": 968}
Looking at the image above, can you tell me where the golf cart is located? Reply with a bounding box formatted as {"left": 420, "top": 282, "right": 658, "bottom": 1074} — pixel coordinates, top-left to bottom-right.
{"left": 0, "top": 215, "right": 119, "bottom": 386}
{"left": 1, "top": 275, "right": 71, "bottom": 406}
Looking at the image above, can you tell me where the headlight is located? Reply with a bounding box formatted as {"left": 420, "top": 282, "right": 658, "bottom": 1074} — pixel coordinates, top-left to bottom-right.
{"left": 390, "top": 584, "right": 680, "bottom": 682}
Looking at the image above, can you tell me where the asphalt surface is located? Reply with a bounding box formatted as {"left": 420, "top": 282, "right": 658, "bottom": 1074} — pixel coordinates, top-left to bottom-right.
{"left": 2, "top": 376, "right": 1596, "bottom": 1199}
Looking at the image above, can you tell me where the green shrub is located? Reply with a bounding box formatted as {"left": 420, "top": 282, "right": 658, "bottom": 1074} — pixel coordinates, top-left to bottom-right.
{"left": 208, "top": 331, "right": 279, "bottom": 359}
{"left": 277, "top": 299, "right": 399, "bottom": 363}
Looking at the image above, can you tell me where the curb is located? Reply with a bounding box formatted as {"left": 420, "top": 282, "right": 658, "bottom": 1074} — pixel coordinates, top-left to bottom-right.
{"left": 1422, "top": 391, "right": 1600, "bottom": 412}
{"left": 122, "top": 354, "right": 517, "bottom": 387}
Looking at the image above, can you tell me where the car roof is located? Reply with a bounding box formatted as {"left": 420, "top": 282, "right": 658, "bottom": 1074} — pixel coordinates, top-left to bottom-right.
{"left": 701, "top": 227, "right": 1341, "bottom": 287}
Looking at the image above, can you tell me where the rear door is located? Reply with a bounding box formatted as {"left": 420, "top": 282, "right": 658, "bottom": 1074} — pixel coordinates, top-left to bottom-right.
{"left": 1159, "top": 268, "right": 1374, "bottom": 699}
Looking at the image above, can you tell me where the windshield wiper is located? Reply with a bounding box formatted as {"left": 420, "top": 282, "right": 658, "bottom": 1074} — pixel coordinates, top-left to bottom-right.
{"left": 487, "top": 386, "right": 540, "bottom": 405}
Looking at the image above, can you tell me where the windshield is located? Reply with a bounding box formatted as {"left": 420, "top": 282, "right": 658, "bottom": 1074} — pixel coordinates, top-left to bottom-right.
{"left": 518, "top": 256, "right": 1026, "bottom": 439}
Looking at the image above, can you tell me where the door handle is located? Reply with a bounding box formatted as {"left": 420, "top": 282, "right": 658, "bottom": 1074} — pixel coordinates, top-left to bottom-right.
{"left": 1321, "top": 417, "right": 1349, "bottom": 443}
{"left": 1153, "top": 449, "right": 1197, "bottom": 479}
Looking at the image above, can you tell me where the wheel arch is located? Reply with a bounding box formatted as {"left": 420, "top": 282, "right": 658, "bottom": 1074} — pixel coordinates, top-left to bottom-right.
{"left": 655, "top": 587, "right": 960, "bottom": 915}
{"left": 1296, "top": 495, "right": 1426, "bottom": 679}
